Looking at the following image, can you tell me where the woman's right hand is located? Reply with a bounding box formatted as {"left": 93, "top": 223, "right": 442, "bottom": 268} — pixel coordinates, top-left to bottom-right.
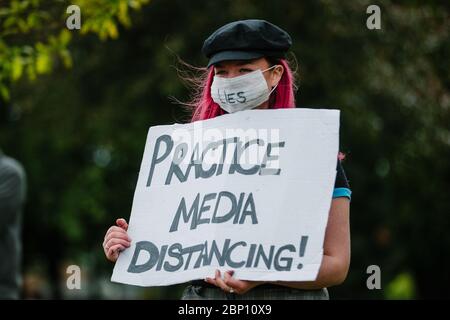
{"left": 103, "top": 218, "right": 132, "bottom": 262}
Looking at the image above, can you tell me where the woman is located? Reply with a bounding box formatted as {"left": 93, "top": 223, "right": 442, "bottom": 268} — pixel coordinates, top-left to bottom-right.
{"left": 102, "top": 19, "right": 351, "bottom": 300}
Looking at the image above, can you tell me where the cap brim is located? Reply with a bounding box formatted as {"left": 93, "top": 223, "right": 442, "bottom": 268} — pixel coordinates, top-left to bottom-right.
{"left": 207, "top": 50, "right": 265, "bottom": 68}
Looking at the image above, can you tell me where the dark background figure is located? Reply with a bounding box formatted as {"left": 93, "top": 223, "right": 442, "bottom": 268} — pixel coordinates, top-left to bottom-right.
{"left": 0, "top": 1, "right": 449, "bottom": 299}
{"left": 0, "top": 149, "right": 26, "bottom": 299}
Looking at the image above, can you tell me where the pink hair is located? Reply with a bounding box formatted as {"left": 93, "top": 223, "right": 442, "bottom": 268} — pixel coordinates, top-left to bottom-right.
{"left": 190, "top": 59, "right": 296, "bottom": 122}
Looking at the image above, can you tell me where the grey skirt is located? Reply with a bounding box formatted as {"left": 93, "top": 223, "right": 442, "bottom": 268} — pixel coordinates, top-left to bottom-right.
{"left": 181, "top": 284, "right": 329, "bottom": 300}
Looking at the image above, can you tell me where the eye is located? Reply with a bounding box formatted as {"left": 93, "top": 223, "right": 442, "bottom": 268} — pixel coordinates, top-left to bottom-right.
{"left": 239, "top": 68, "right": 253, "bottom": 73}
{"left": 215, "top": 70, "right": 226, "bottom": 76}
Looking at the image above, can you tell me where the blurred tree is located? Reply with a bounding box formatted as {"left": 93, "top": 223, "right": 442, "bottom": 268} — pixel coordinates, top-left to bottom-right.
{"left": 0, "top": 0, "right": 151, "bottom": 299}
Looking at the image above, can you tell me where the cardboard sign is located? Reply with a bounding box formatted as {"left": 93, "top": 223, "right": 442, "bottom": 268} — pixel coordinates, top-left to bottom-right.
{"left": 112, "top": 108, "right": 339, "bottom": 286}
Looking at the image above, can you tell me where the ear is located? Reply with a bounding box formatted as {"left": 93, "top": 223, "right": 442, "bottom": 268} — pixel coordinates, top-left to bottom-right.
{"left": 270, "top": 65, "right": 284, "bottom": 87}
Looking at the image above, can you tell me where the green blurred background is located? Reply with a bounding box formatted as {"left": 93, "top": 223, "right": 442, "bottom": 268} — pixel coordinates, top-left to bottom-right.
{"left": 1, "top": 0, "right": 449, "bottom": 299}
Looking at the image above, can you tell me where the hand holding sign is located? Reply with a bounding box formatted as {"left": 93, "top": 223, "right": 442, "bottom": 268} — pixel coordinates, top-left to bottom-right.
{"left": 111, "top": 108, "right": 339, "bottom": 287}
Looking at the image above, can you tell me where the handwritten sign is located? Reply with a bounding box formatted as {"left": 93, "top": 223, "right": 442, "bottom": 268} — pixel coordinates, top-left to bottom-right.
{"left": 112, "top": 108, "right": 339, "bottom": 286}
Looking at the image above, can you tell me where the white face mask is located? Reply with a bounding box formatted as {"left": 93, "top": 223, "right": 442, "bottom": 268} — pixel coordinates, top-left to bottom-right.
{"left": 210, "top": 65, "right": 279, "bottom": 113}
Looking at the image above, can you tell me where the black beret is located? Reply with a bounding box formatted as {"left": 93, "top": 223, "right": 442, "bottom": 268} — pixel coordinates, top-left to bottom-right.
{"left": 202, "top": 19, "right": 292, "bottom": 68}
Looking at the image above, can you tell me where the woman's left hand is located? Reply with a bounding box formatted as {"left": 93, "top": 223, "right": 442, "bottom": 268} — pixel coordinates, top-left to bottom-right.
{"left": 205, "top": 270, "right": 264, "bottom": 295}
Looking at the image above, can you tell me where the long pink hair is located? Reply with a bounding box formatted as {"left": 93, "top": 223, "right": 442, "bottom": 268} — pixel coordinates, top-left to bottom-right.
{"left": 178, "top": 58, "right": 346, "bottom": 161}
{"left": 189, "top": 59, "right": 296, "bottom": 122}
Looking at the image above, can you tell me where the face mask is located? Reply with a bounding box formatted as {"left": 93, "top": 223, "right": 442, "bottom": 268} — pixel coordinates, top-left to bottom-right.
{"left": 210, "top": 65, "right": 279, "bottom": 113}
